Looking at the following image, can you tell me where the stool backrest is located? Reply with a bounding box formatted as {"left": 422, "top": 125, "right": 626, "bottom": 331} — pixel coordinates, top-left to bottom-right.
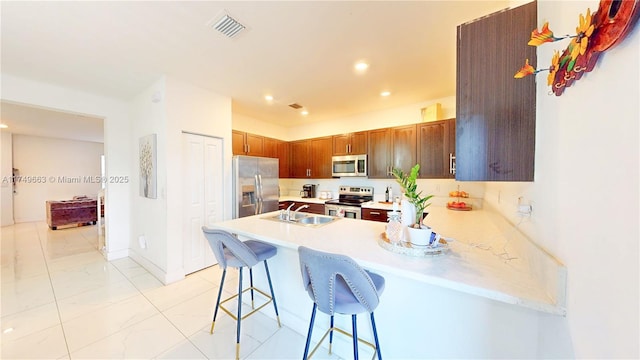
{"left": 298, "top": 246, "right": 380, "bottom": 315}
{"left": 202, "top": 227, "right": 260, "bottom": 269}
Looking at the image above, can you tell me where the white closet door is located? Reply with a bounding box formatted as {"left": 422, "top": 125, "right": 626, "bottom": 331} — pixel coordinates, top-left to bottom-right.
{"left": 182, "top": 133, "right": 223, "bottom": 274}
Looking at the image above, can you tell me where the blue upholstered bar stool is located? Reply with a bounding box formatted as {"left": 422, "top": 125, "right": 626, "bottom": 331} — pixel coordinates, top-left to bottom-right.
{"left": 298, "top": 246, "right": 385, "bottom": 360}
{"left": 201, "top": 227, "right": 281, "bottom": 360}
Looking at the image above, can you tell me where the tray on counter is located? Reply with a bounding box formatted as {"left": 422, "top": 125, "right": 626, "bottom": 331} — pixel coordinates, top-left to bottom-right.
{"left": 446, "top": 204, "right": 472, "bottom": 211}
{"left": 378, "top": 233, "right": 450, "bottom": 257}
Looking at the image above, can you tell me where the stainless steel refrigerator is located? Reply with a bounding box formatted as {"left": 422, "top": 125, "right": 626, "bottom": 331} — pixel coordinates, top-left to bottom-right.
{"left": 233, "top": 155, "right": 279, "bottom": 218}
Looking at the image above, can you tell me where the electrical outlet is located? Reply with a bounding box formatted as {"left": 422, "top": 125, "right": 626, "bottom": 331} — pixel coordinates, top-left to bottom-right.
{"left": 138, "top": 235, "right": 147, "bottom": 249}
{"left": 517, "top": 204, "right": 532, "bottom": 216}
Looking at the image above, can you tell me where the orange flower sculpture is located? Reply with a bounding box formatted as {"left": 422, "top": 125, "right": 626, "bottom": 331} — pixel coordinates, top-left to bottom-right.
{"left": 514, "top": 59, "right": 536, "bottom": 78}
{"left": 514, "top": 0, "right": 640, "bottom": 96}
{"left": 528, "top": 22, "right": 565, "bottom": 46}
{"left": 569, "top": 8, "right": 595, "bottom": 61}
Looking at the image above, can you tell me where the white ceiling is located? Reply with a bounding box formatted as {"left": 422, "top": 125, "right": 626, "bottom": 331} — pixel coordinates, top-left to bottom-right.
{"left": 1, "top": 1, "right": 509, "bottom": 133}
{"left": 0, "top": 101, "right": 104, "bottom": 143}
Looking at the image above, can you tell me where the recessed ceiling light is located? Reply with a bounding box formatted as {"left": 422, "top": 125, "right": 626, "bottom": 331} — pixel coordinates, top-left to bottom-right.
{"left": 0, "top": 124, "right": 8, "bottom": 129}
{"left": 264, "top": 95, "right": 274, "bottom": 102}
{"left": 380, "top": 91, "right": 391, "bottom": 97}
{"left": 354, "top": 61, "right": 369, "bottom": 72}
{"left": 301, "top": 110, "right": 309, "bottom": 116}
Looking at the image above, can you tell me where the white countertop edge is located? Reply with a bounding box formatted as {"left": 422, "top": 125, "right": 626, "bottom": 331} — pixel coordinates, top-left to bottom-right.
{"left": 211, "top": 222, "right": 566, "bottom": 316}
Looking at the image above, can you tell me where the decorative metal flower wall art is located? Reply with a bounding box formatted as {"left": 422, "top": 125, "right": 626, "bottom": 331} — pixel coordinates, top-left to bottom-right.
{"left": 515, "top": 0, "right": 640, "bottom": 96}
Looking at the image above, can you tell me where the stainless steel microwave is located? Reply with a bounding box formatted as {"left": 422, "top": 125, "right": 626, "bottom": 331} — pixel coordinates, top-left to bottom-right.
{"left": 332, "top": 154, "right": 367, "bottom": 177}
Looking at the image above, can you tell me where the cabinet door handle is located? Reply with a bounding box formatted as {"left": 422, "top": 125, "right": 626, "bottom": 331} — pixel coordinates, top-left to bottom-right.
{"left": 449, "top": 153, "right": 456, "bottom": 175}
{"left": 370, "top": 211, "right": 381, "bottom": 215}
{"left": 247, "top": 144, "right": 250, "bottom": 153}
{"left": 346, "top": 144, "right": 349, "bottom": 154}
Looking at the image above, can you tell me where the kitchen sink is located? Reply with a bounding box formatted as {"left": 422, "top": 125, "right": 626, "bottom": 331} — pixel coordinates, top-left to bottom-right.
{"left": 262, "top": 213, "right": 339, "bottom": 227}
{"left": 297, "top": 215, "right": 335, "bottom": 225}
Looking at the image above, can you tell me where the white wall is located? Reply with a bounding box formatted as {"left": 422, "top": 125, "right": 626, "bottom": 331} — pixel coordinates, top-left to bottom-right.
{"left": 233, "top": 113, "right": 289, "bottom": 140}
{"left": 129, "top": 77, "right": 169, "bottom": 279}
{"left": 12, "top": 135, "right": 103, "bottom": 222}
{"left": 129, "top": 76, "right": 233, "bottom": 284}
{"left": 484, "top": 1, "right": 639, "bottom": 358}
{"left": 1, "top": 74, "right": 131, "bottom": 260}
{"left": 233, "top": 97, "right": 455, "bottom": 142}
{"left": 0, "top": 131, "right": 14, "bottom": 226}
{"left": 287, "top": 96, "right": 456, "bottom": 140}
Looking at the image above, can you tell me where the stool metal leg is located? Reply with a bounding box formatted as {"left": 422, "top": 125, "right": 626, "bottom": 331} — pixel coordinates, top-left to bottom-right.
{"left": 263, "top": 260, "right": 281, "bottom": 327}
{"left": 249, "top": 267, "right": 255, "bottom": 309}
{"left": 236, "top": 267, "right": 243, "bottom": 360}
{"left": 352, "top": 314, "right": 359, "bottom": 360}
{"left": 329, "top": 315, "right": 335, "bottom": 354}
{"left": 210, "top": 269, "right": 227, "bottom": 334}
{"left": 371, "top": 312, "right": 382, "bottom": 360}
{"left": 302, "top": 303, "right": 317, "bottom": 360}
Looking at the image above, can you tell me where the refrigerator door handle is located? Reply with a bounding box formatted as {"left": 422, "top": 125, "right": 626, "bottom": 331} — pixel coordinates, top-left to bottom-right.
{"left": 257, "top": 174, "right": 264, "bottom": 214}
{"left": 254, "top": 174, "right": 261, "bottom": 215}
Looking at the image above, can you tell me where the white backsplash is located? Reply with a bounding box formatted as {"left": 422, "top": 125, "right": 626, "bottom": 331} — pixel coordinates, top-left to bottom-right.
{"left": 279, "top": 177, "right": 486, "bottom": 208}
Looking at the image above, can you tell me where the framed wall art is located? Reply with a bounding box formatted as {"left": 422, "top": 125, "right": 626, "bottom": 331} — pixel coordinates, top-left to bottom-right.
{"left": 139, "top": 134, "right": 157, "bottom": 199}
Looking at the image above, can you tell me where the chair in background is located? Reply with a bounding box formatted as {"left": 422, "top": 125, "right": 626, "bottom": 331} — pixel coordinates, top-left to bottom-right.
{"left": 201, "top": 227, "right": 281, "bottom": 360}
{"left": 298, "top": 246, "right": 385, "bottom": 360}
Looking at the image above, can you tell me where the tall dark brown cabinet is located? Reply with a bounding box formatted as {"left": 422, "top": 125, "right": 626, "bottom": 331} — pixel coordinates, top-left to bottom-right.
{"left": 418, "top": 118, "right": 456, "bottom": 179}
{"left": 456, "top": 1, "right": 537, "bottom": 181}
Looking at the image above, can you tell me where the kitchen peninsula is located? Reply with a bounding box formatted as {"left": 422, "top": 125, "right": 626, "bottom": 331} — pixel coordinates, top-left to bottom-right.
{"left": 210, "top": 206, "right": 566, "bottom": 358}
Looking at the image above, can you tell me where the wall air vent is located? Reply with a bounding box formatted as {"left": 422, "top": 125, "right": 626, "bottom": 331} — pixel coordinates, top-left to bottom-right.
{"left": 209, "top": 13, "right": 246, "bottom": 38}
{"left": 288, "top": 103, "right": 303, "bottom": 109}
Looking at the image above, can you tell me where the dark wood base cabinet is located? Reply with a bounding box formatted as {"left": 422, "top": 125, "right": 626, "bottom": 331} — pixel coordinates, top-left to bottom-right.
{"left": 362, "top": 208, "right": 389, "bottom": 222}
{"left": 278, "top": 201, "right": 325, "bottom": 215}
{"left": 456, "top": 1, "right": 537, "bottom": 181}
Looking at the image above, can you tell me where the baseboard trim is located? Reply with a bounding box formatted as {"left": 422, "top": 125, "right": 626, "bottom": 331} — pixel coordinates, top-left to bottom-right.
{"left": 128, "top": 251, "right": 185, "bottom": 285}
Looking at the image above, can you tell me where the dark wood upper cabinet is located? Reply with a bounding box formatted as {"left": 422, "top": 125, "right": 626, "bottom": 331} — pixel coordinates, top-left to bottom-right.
{"left": 290, "top": 137, "right": 333, "bottom": 178}
{"left": 232, "top": 130, "right": 246, "bottom": 155}
{"left": 290, "top": 140, "right": 311, "bottom": 178}
{"left": 456, "top": 1, "right": 536, "bottom": 181}
{"left": 368, "top": 125, "right": 417, "bottom": 178}
{"left": 332, "top": 132, "right": 368, "bottom": 155}
{"left": 367, "top": 128, "right": 392, "bottom": 178}
{"left": 391, "top": 124, "right": 417, "bottom": 175}
{"left": 232, "top": 130, "right": 264, "bottom": 156}
{"left": 276, "top": 140, "right": 290, "bottom": 178}
{"left": 262, "top": 136, "right": 279, "bottom": 158}
{"left": 310, "top": 137, "right": 333, "bottom": 178}
{"left": 418, "top": 119, "right": 455, "bottom": 178}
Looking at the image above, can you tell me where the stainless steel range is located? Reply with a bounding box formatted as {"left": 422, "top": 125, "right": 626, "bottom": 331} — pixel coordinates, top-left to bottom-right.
{"left": 324, "top": 186, "right": 373, "bottom": 219}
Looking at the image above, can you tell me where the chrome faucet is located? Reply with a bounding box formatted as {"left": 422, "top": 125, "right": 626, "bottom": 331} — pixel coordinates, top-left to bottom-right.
{"left": 294, "top": 204, "right": 310, "bottom": 212}
{"left": 293, "top": 204, "right": 310, "bottom": 219}
{"left": 285, "top": 203, "right": 296, "bottom": 221}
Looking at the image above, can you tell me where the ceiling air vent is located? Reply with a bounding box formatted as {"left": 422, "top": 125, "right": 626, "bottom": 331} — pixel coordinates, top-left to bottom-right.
{"left": 210, "top": 13, "right": 246, "bottom": 38}
{"left": 288, "top": 103, "right": 303, "bottom": 109}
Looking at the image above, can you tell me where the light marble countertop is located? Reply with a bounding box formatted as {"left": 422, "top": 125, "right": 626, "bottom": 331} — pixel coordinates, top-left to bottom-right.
{"left": 212, "top": 206, "right": 566, "bottom": 315}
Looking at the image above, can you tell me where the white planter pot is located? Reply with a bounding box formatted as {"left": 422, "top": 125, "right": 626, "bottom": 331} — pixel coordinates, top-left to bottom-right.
{"left": 406, "top": 225, "right": 432, "bottom": 246}
{"left": 400, "top": 198, "right": 416, "bottom": 226}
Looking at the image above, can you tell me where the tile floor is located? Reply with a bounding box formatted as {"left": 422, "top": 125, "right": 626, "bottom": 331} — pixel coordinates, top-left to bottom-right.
{"left": 1, "top": 222, "right": 341, "bottom": 359}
